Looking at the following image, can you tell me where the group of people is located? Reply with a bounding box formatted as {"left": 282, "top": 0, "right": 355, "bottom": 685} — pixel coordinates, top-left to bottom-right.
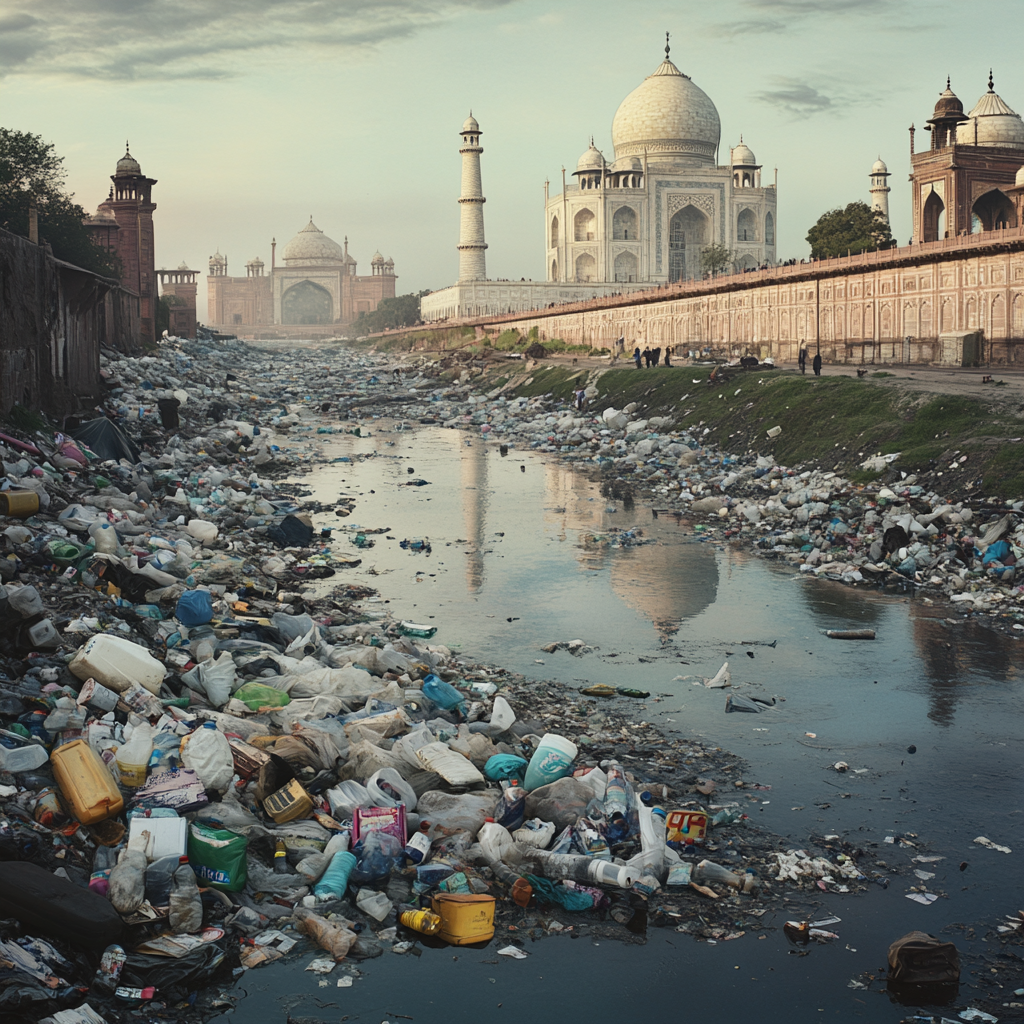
{"left": 632, "top": 345, "right": 672, "bottom": 369}
{"left": 797, "top": 344, "right": 822, "bottom": 376}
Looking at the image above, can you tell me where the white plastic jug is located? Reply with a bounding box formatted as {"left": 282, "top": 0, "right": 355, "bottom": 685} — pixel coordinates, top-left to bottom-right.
{"left": 69, "top": 634, "right": 166, "bottom": 695}
{"left": 8, "top": 586, "right": 43, "bottom": 619}
{"left": 88, "top": 521, "right": 119, "bottom": 554}
{"left": 181, "top": 721, "right": 233, "bottom": 795}
{"left": 186, "top": 519, "right": 218, "bottom": 544}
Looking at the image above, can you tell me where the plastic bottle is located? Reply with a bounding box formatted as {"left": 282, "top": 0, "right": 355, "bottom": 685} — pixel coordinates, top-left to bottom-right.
{"left": 108, "top": 830, "right": 149, "bottom": 913}
{"left": 0, "top": 740, "right": 49, "bottom": 772}
{"left": 145, "top": 854, "right": 182, "bottom": 906}
{"left": 355, "top": 888, "right": 393, "bottom": 921}
{"left": 693, "top": 859, "right": 759, "bottom": 893}
{"left": 488, "top": 860, "right": 534, "bottom": 907}
{"left": 421, "top": 674, "right": 467, "bottom": 713}
{"left": 88, "top": 521, "right": 119, "bottom": 554}
{"left": 90, "top": 845, "right": 119, "bottom": 896}
{"left": 400, "top": 908, "right": 443, "bottom": 935}
{"left": 169, "top": 862, "right": 204, "bottom": 934}
{"left": 92, "top": 945, "right": 127, "bottom": 994}
{"left": 634, "top": 802, "right": 667, "bottom": 895}
{"left": 529, "top": 849, "right": 637, "bottom": 888}
{"left": 274, "top": 840, "right": 289, "bottom": 874}
{"left": 181, "top": 721, "right": 234, "bottom": 795}
{"left": 313, "top": 848, "right": 357, "bottom": 902}
{"left": 404, "top": 824, "right": 432, "bottom": 865}
{"left": 116, "top": 722, "right": 155, "bottom": 788}
{"left": 148, "top": 729, "right": 183, "bottom": 772}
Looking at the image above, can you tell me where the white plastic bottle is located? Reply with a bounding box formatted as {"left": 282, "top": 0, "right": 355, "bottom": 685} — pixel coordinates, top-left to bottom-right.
{"left": 88, "top": 521, "right": 120, "bottom": 554}
{"left": 181, "top": 721, "right": 234, "bottom": 795}
{"left": 116, "top": 721, "right": 155, "bottom": 788}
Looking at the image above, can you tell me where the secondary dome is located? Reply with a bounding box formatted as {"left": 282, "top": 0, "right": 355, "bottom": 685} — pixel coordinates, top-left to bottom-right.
{"left": 931, "top": 81, "right": 965, "bottom": 121}
{"left": 462, "top": 112, "right": 479, "bottom": 133}
{"left": 1016, "top": 165, "right": 1024, "bottom": 187}
{"left": 957, "top": 75, "right": 1024, "bottom": 148}
{"left": 282, "top": 219, "right": 346, "bottom": 265}
{"left": 731, "top": 138, "right": 756, "bottom": 165}
{"left": 871, "top": 157, "right": 888, "bottom": 174}
{"left": 611, "top": 57, "right": 720, "bottom": 166}
{"left": 576, "top": 141, "right": 606, "bottom": 172}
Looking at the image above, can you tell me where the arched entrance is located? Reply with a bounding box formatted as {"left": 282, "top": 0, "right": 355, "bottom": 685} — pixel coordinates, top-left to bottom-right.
{"left": 972, "top": 189, "right": 1016, "bottom": 233}
{"left": 613, "top": 251, "right": 638, "bottom": 283}
{"left": 737, "top": 209, "right": 757, "bottom": 242}
{"left": 668, "top": 205, "right": 708, "bottom": 282}
{"left": 575, "top": 253, "right": 596, "bottom": 283}
{"left": 923, "top": 191, "right": 945, "bottom": 242}
{"left": 282, "top": 280, "right": 332, "bottom": 324}
{"left": 574, "top": 209, "right": 595, "bottom": 242}
{"left": 613, "top": 207, "right": 637, "bottom": 241}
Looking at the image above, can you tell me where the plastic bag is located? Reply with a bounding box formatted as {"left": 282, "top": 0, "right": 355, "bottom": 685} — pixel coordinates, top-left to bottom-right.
{"left": 294, "top": 908, "right": 356, "bottom": 961}
{"left": 187, "top": 822, "right": 248, "bottom": 892}
{"left": 175, "top": 590, "right": 213, "bottom": 627}
{"left": 232, "top": 682, "right": 291, "bottom": 712}
{"left": 416, "top": 790, "right": 498, "bottom": 841}
{"left": 326, "top": 780, "right": 372, "bottom": 819}
{"left": 349, "top": 830, "right": 403, "bottom": 885}
{"left": 524, "top": 777, "right": 594, "bottom": 830}
{"left": 183, "top": 653, "right": 236, "bottom": 707}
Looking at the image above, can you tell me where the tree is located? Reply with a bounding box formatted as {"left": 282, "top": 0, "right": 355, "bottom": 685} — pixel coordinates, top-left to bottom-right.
{"left": 0, "top": 128, "right": 119, "bottom": 278}
{"left": 806, "top": 201, "right": 893, "bottom": 259}
{"left": 700, "top": 242, "right": 736, "bottom": 277}
{"left": 352, "top": 290, "right": 429, "bottom": 335}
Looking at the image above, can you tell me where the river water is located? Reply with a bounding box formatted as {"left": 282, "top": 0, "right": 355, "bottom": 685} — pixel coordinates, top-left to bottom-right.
{"left": 217, "top": 424, "right": 1024, "bottom": 1023}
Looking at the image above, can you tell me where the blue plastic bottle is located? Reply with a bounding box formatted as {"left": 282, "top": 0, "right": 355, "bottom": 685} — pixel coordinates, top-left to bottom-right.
{"left": 421, "top": 674, "right": 466, "bottom": 713}
{"left": 313, "top": 850, "right": 356, "bottom": 901}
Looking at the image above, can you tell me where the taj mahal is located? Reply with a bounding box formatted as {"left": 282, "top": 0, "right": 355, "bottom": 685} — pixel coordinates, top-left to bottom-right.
{"left": 421, "top": 38, "right": 778, "bottom": 322}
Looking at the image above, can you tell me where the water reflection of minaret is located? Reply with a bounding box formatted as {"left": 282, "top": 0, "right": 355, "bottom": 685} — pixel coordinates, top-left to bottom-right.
{"left": 461, "top": 440, "right": 488, "bottom": 591}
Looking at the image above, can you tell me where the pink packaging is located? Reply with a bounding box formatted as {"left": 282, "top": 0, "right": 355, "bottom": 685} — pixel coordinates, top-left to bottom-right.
{"left": 352, "top": 805, "right": 406, "bottom": 845}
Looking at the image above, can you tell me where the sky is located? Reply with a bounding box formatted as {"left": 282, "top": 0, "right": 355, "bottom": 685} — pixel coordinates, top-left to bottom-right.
{"left": 1, "top": 0, "right": 1020, "bottom": 317}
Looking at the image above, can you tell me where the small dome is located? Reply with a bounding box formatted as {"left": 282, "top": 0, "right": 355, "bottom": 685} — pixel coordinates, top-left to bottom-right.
{"left": 575, "top": 140, "right": 606, "bottom": 173}
{"left": 85, "top": 204, "right": 119, "bottom": 226}
{"left": 931, "top": 80, "right": 966, "bottom": 120}
{"left": 1016, "top": 165, "right": 1024, "bottom": 187}
{"left": 612, "top": 56, "right": 720, "bottom": 166}
{"left": 177, "top": 261, "right": 190, "bottom": 270}
{"left": 461, "top": 112, "right": 480, "bottom": 133}
{"left": 957, "top": 74, "right": 1024, "bottom": 148}
{"left": 116, "top": 144, "right": 141, "bottom": 175}
{"left": 730, "top": 138, "right": 756, "bottom": 165}
{"left": 209, "top": 251, "right": 226, "bottom": 266}
{"left": 871, "top": 157, "right": 888, "bottom": 174}
{"left": 370, "top": 250, "right": 385, "bottom": 266}
{"left": 610, "top": 155, "right": 642, "bottom": 172}
{"left": 282, "top": 218, "right": 346, "bottom": 264}
{"left": 384, "top": 257, "right": 394, "bottom": 267}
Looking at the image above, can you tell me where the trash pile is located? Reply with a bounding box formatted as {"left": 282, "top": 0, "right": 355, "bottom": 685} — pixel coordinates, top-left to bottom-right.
{"left": 0, "top": 337, "right": 883, "bottom": 1023}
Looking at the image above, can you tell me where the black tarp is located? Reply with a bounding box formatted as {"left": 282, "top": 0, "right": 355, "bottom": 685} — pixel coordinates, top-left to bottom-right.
{"left": 71, "top": 417, "right": 141, "bottom": 464}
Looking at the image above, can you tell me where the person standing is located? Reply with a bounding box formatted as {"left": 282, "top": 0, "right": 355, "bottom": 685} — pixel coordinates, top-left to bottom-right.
{"left": 653, "top": 346, "right": 662, "bottom": 366}
{"left": 642, "top": 346, "right": 651, "bottom": 368}
{"left": 664, "top": 347, "right": 672, "bottom": 368}
{"left": 633, "top": 345, "right": 642, "bottom": 369}
{"left": 798, "top": 344, "right": 807, "bottom": 374}
{"left": 812, "top": 351, "right": 822, "bottom": 376}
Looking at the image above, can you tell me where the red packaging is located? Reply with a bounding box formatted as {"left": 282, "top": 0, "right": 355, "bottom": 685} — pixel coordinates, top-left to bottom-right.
{"left": 352, "top": 805, "right": 406, "bottom": 845}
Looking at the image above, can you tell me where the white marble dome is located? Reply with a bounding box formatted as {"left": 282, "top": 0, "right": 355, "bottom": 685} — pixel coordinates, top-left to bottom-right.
{"left": 731, "top": 139, "right": 756, "bottom": 165}
{"left": 612, "top": 57, "right": 720, "bottom": 165}
{"left": 462, "top": 113, "right": 480, "bottom": 133}
{"left": 282, "top": 219, "right": 346, "bottom": 265}
{"left": 872, "top": 157, "right": 888, "bottom": 174}
{"left": 957, "top": 85, "right": 1024, "bottom": 148}
{"left": 116, "top": 146, "right": 141, "bottom": 175}
{"left": 1016, "top": 165, "right": 1024, "bottom": 187}
{"left": 576, "top": 141, "right": 605, "bottom": 172}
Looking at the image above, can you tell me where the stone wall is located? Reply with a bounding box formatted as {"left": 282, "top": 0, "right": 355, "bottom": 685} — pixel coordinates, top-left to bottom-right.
{"left": 467, "top": 226, "right": 1024, "bottom": 366}
{"left": 0, "top": 228, "right": 140, "bottom": 419}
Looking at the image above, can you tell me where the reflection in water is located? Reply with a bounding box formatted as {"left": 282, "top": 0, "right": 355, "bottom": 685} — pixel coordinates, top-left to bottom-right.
{"left": 460, "top": 440, "right": 488, "bottom": 592}
{"left": 911, "top": 614, "right": 1019, "bottom": 726}
{"left": 798, "top": 573, "right": 888, "bottom": 627}
{"left": 540, "top": 461, "right": 719, "bottom": 638}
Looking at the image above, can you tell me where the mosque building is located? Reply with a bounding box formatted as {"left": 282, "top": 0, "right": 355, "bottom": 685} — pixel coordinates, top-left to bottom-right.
{"left": 911, "top": 72, "right": 1024, "bottom": 241}
{"left": 421, "top": 37, "right": 777, "bottom": 322}
{"left": 206, "top": 219, "right": 397, "bottom": 334}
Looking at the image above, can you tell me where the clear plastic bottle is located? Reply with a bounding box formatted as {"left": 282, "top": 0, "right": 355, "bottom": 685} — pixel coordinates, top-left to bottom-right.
{"left": 90, "top": 845, "right": 119, "bottom": 896}
{"left": 693, "top": 859, "right": 760, "bottom": 892}
{"left": 169, "top": 862, "right": 203, "bottom": 934}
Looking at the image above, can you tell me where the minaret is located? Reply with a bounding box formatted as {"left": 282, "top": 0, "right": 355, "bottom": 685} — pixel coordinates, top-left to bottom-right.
{"left": 869, "top": 157, "right": 891, "bottom": 223}
{"left": 457, "top": 112, "right": 487, "bottom": 281}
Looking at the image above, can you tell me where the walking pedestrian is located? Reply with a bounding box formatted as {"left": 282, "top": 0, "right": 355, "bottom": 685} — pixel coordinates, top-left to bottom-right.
{"left": 798, "top": 344, "right": 807, "bottom": 374}
{"left": 642, "top": 347, "right": 651, "bottom": 368}
{"left": 633, "top": 345, "right": 642, "bottom": 369}
{"left": 664, "top": 347, "right": 672, "bottom": 368}
{"left": 653, "top": 346, "right": 662, "bottom": 366}
{"left": 812, "top": 352, "right": 822, "bottom": 376}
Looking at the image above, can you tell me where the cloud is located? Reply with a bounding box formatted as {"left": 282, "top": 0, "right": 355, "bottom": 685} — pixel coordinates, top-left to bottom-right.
{"left": 710, "top": 0, "right": 888, "bottom": 37}
{"left": 0, "top": 0, "right": 521, "bottom": 81}
{"left": 755, "top": 77, "right": 835, "bottom": 115}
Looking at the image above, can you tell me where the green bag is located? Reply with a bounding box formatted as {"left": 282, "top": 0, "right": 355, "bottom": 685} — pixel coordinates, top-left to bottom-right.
{"left": 232, "top": 682, "right": 291, "bottom": 712}
{"left": 187, "top": 821, "right": 248, "bottom": 892}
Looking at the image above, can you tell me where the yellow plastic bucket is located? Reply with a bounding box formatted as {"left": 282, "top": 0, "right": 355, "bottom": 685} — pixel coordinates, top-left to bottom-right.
{"left": 0, "top": 491, "right": 40, "bottom": 518}
{"left": 431, "top": 893, "right": 495, "bottom": 945}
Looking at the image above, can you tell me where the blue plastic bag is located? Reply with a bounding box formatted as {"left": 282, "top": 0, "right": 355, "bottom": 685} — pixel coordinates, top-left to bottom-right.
{"left": 483, "top": 753, "right": 528, "bottom": 782}
{"left": 176, "top": 589, "right": 213, "bottom": 627}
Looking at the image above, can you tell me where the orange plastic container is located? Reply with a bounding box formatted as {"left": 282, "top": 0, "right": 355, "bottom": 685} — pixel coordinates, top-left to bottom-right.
{"left": 52, "top": 740, "right": 124, "bottom": 825}
{"left": 431, "top": 893, "right": 495, "bottom": 945}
